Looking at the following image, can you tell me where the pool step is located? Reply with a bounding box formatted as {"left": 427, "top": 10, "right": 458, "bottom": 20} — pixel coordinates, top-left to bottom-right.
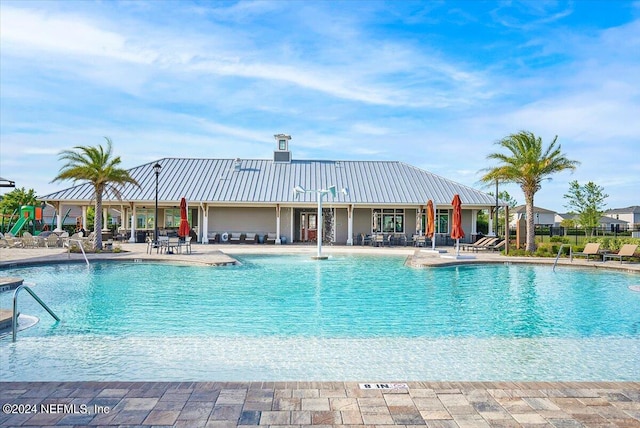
{"left": 0, "top": 309, "right": 14, "bottom": 330}
{"left": 0, "top": 277, "right": 23, "bottom": 293}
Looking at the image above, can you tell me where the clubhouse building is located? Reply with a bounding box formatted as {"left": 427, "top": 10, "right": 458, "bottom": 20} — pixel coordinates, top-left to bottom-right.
{"left": 41, "top": 135, "right": 500, "bottom": 245}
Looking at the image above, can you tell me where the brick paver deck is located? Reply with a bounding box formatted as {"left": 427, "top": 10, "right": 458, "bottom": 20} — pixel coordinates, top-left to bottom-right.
{"left": 1, "top": 381, "right": 639, "bottom": 427}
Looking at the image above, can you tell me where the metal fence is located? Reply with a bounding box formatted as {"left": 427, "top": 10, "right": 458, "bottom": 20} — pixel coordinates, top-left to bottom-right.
{"left": 506, "top": 225, "right": 640, "bottom": 245}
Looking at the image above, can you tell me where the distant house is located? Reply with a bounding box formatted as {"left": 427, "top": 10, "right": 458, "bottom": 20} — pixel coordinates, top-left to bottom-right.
{"left": 604, "top": 206, "right": 640, "bottom": 230}
{"left": 556, "top": 213, "right": 629, "bottom": 231}
{"left": 510, "top": 205, "right": 557, "bottom": 228}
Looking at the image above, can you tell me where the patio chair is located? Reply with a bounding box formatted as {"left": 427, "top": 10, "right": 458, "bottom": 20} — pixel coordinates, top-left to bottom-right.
{"left": 4, "top": 235, "right": 24, "bottom": 248}
{"left": 572, "top": 243, "right": 601, "bottom": 261}
{"left": 21, "top": 232, "right": 38, "bottom": 248}
{"left": 44, "top": 234, "right": 60, "bottom": 248}
{"left": 412, "top": 234, "right": 426, "bottom": 247}
{"left": 229, "top": 232, "right": 243, "bottom": 243}
{"left": 373, "top": 234, "right": 385, "bottom": 247}
{"left": 157, "top": 236, "right": 170, "bottom": 254}
{"left": 244, "top": 233, "right": 257, "bottom": 244}
{"left": 603, "top": 244, "right": 638, "bottom": 264}
{"left": 180, "top": 236, "right": 193, "bottom": 254}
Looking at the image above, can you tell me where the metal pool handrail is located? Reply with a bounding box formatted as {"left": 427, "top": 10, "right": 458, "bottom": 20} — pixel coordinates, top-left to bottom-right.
{"left": 553, "top": 244, "right": 571, "bottom": 272}
{"left": 12, "top": 282, "right": 60, "bottom": 342}
{"left": 67, "top": 238, "right": 90, "bottom": 266}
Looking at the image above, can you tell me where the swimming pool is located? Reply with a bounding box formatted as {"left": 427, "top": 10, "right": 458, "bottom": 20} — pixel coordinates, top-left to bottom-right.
{"left": 1, "top": 254, "right": 639, "bottom": 381}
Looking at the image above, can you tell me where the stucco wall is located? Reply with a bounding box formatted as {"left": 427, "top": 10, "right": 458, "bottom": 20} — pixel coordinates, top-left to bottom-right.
{"left": 353, "top": 208, "right": 372, "bottom": 237}
{"left": 209, "top": 207, "right": 276, "bottom": 234}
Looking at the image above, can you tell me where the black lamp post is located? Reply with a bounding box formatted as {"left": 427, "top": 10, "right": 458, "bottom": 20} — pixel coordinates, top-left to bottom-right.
{"left": 153, "top": 162, "right": 162, "bottom": 244}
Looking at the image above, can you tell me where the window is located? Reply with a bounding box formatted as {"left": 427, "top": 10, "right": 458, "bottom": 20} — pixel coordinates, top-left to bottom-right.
{"left": 165, "top": 209, "right": 181, "bottom": 228}
{"left": 279, "top": 139, "right": 287, "bottom": 150}
{"left": 373, "top": 209, "right": 404, "bottom": 233}
{"left": 437, "top": 210, "right": 449, "bottom": 234}
{"left": 136, "top": 209, "right": 154, "bottom": 230}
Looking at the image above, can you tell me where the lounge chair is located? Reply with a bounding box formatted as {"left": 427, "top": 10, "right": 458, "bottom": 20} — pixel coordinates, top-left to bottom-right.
{"left": 603, "top": 244, "right": 638, "bottom": 264}
{"left": 463, "top": 237, "right": 498, "bottom": 252}
{"left": 265, "top": 233, "right": 277, "bottom": 244}
{"left": 486, "top": 239, "right": 506, "bottom": 252}
{"left": 461, "top": 236, "right": 493, "bottom": 251}
{"left": 572, "top": 243, "right": 601, "bottom": 261}
{"left": 471, "top": 238, "right": 501, "bottom": 252}
{"left": 229, "top": 232, "right": 243, "bottom": 243}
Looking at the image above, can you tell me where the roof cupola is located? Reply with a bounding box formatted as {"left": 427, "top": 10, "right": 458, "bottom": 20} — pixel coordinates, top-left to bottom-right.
{"left": 273, "top": 134, "right": 292, "bottom": 163}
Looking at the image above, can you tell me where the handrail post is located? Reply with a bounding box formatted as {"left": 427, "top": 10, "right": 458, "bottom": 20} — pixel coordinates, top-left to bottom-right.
{"left": 553, "top": 244, "right": 571, "bottom": 272}
{"left": 67, "top": 238, "right": 90, "bottom": 266}
{"left": 12, "top": 282, "right": 60, "bottom": 342}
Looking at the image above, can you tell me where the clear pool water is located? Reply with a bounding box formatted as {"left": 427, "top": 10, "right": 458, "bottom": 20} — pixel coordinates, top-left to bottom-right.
{"left": 1, "top": 254, "right": 639, "bottom": 381}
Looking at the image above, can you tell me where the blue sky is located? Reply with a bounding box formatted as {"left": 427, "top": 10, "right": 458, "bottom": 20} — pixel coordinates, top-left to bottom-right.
{"left": 1, "top": 0, "right": 638, "bottom": 212}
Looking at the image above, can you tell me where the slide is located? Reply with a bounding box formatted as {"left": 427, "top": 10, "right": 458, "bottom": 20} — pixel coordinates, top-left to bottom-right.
{"left": 9, "top": 216, "right": 27, "bottom": 236}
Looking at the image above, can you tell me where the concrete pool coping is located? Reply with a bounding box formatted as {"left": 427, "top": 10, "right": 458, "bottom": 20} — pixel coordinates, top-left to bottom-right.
{"left": 2, "top": 242, "right": 640, "bottom": 273}
{"left": 1, "top": 244, "right": 639, "bottom": 426}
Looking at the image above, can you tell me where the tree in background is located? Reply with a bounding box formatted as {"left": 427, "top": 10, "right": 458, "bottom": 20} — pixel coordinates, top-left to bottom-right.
{"left": 0, "top": 188, "right": 39, "bottom": 231}
{"left": 480, "top": 131, "right": 580, "bottom": 252}
{"left": 563, "top": 180, "right": 608, "bottom": 237}
{"left": 52, "top": 138, "right": 139, "bottom": 250}
{"left": 0, "top": 187, "right": 38, "bottom": 213}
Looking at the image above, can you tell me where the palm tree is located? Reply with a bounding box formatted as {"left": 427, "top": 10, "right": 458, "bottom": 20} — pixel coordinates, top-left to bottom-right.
{"left": 480, "top": 131, "right": 580, "bottom": 252}
{"left": 52, "top": 138, "right": 139, "bottom": 250}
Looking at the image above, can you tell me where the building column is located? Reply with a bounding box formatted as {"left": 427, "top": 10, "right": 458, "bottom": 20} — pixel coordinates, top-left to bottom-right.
{"left": 275, "top": 204, "right": 282, "bottom": 244}
{"left": 346, "top": 204, "right": 354, "bottom": 245}
{"left": 55, "top": 203, "right": 63, "bottom": 232}
{"left": 201, "top": 203, "right": 209, "bottom": 244}
{"left": 82, "top": 206, "right": 88, "bottom": 230}
{"left": 471, "top": 209, "right": 478, "bottom": 235}
{"left": 129, "top": 205, "right": 137, "bottom": 243}
{"left": 290, "top": 207, "right": 295, "bottom": 243}
{"left": 103, "top": 207, "right": 109, "bottom": 230}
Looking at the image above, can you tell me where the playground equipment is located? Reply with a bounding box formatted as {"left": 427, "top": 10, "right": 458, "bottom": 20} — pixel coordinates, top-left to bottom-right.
{"left": 8, "top": 205, "right": 45, "bottom": 236}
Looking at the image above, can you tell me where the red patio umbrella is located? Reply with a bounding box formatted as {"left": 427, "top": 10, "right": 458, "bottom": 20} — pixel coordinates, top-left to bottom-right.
{"left": 178, "top": 197, "right": 190, "bottom": 238}
{"left": 426, "top": 199, "right": 436, "bottom": 250}
{"left": 450, "top": 194, "right": 465, "bottom": 255}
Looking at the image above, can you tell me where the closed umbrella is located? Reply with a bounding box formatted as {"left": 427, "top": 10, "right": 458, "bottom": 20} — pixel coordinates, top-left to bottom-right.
{"left": 450, "top": 194, "right": 465, "bottom": 255}
{"left": 178, "top": 197, "right": 190, "bottom": 238}
{"left": 426, "top": 199, "right": 436, "bottom": 250}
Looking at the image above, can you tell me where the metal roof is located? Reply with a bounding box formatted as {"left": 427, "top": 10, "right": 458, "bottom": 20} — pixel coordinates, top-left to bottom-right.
{"left": 41, "top": 158, "right": 497, "bottom": 207}
{"left": 605, "top": 206, "right": 640, "bottom": 214}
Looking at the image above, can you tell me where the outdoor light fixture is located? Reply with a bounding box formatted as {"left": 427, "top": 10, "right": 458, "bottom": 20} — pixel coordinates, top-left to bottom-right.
{"left": 293, "top": 184, "right": 348, "bottom": 260}
{"left": 153, "top": 162, "right": 162, "bottom": 245}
